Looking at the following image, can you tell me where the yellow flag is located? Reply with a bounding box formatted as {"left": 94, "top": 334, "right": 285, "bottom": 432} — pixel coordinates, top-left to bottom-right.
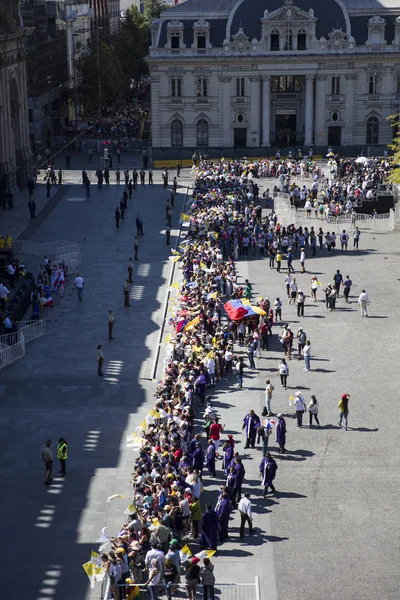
{"left": 184, "top": 316, "right": 200, "bottom": 331}
{"left": 163, "top": 333, "right": 171, "bottom": 344}
{"left": 242, "top": 298, "right": 250, "bottom": 305}
{"left": 200, "top": 262, "right": 207, "bottom": 269}
{"left": 169, "top": 256, "right": 181, "bottom": 263}
{"left": 180, "top": 544, "right": 192, "bottom": 557}
{"left": 316, "top": 280, "right": 322, "bottom": 286}
{"left": 171, "top": 249, "right": 181, "bottom": 255}
{"left": 170, "top": 281, "right": 180, "bottom": 290}
{"left": 83, "top": 561, "right": 95, "bottom": 580}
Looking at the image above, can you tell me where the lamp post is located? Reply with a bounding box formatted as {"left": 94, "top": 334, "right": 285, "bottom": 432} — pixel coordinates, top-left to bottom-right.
{"left": 72, "top": 33, "right": 80, "bottom": 126}
{"left": 95, "top": 27, "right": 103, "bottom": 118}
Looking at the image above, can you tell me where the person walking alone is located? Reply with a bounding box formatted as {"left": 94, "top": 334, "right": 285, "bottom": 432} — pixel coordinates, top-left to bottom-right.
{"left": 338, "top": 393, "right": 350, "bottom": 429}
{"left": 275, "top": 414, "right": 287, "bottom": 454}
{"left": 303, "top": 339, "right": 311, "bottom": 371}
{"left": 166, "top": 224, "right": 171, "bottom": 246}
{"left": 115, "top": 207, "right": 121, "bottom": 228}
{"left": 108, "top": 310, "right": 115, "bottom": 340}
{"left": 57, "top": 438, "right": 68, "bottom": 476}
{"left": 278, "top": 358, "right": 289, "bottom": 389}
{"left": 97, "top": 344, "right": 104, "bottom": 376}
{"left": 308, "top": 395, "right": 320, "bottom": 427}
{"left": 265, "top": 379, "right": 274, "bottom": 416}
{"left": 74, "top": 273, "right": 84, "bottom": 301}
{"left": 28, "top": 198, "right": 36, "bottom": 220}
{"left": 238, "top": 493, "right": 254, "bottom": 539}
{"left": 42, "top": 440, "right": 53, "bottom": 485}
{"left": 343, "top": 275, "right": 352, "bottom": 303}
{"left": 136, "top": 215, "right": 144, "bottom": 236}
{"left": 123, "top": 280, "right": 130, "bottom": 307}
{"left": 260, "top": 452, "right": 278, "bottom": 497}
{"left": 358, "top": 289, "right": 370, "bottom": 317}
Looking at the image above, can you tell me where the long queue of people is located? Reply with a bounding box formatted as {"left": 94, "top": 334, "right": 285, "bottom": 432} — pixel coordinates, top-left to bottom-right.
{"left": 99, "top": 161, "right": 281, "bottom": 600}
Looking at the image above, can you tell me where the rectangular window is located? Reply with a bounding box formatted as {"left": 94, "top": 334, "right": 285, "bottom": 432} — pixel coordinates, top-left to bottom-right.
{"left": 197, "top": 33, "right": 206, "bottom": 49}
{"left": 369, "top": 75, "right": 377, "bottom": 95}
{"left": 171, "top": 33, "right": 180, "bottom": 49}
{"left": 271, "top": 32, "right": 279, "bottom": 51}
{"left": 28, "top": 109, "right": 33, "bottom": 123}
{"left": 331, "top": 76, "right": 340, "bottom": 95}
{"left": 171, "top": 77, "right": 182, "bottom": 97}
{"left": 197, "top": 77, "right": 207, "bottom": 97}
{"left": 297, "top": 33, "right": 306, "bottom": 50}
{"left": 236, "top": 77, "right": 245, "bottom": 97}
{"left": 397, "top": 75, "right": 400, "bottom": 94}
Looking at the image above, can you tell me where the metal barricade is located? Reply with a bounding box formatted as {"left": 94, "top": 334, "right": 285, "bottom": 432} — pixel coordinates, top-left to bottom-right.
{"left": 0, "top": 331, "right": 25, "bottom": 369}
{"left": 15, "top": 320, "right": 46, "bottom": 342}
{"left": 101, "top": 580, "right": 260, "bottom": 600}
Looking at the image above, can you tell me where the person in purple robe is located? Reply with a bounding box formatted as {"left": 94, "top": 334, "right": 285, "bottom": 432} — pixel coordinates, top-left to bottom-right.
{"left": 222, "top": 435, "right": 235, "bottom": 474}
{"left": 192, "top": 443, "right": 204, "bottom": 474}
{"left": 226, "top": 466, "right": 239, "bottom": 508}
{"left": 189, "top": 434, "right": 201, "bottom": 456}
{"left": 215, "top": 492, "right": 231, "bottom": 541}
{"left": 199, "top": 504, "right": 220, "bottom": 550}
{"left": 195, "top": 372, "right": 207, "bottom": 404}
{"left": 242, "top": 410, "right": 261, "bottom": 449}
{"left": 206, "top": 439, "right": 216, "bottom": 477}
{"left": 233, "top": 456, "right": 245, "bottom": 502}
{"left": 259, "top": 452, "right": 278, "bottom": 496}
{"left": 275, "top": 414, "right": 287, "bottom": 454}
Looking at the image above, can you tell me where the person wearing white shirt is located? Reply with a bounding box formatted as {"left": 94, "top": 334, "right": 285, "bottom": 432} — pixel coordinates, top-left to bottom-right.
{"left": 293, "top": 392, "right": 307, "bottom": 427}
{"left": 7, "top": 263, "right": 15, "bottom": 288}
{"left": 238, "top": 493, "right": 253, "bottom": 538}
{"left": 206, "top": 357, "right": 215, "bottom": 387}
{"left": 358, "top": 290, "right": 370, "bottom": 317}
{"left": 303, "top": 340, "right": 311, "bottom": 372}
{"left": 289, "top": 278, "right": 297, "bottom": 305}
{"left": 145, "top": 546, "right": 165, "bottom": 569}
{"left": 0, "top": 282, "right": 9, "bottom": 310}
{"left": 74, "top": 274, "right": 84, "bottom": 301}
{"left": 299, "top": 248, "right": 306, "bottom": 273}
{"left": 284, "top": 274, "right": 292, "bottom": 298}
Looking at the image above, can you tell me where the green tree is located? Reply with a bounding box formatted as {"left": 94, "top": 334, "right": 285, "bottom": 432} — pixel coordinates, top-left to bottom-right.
{"left": 387, "top": 114, "right": 400, "bottom": 184}
{"left": 77, "top": 41, "right": 125, "bottom": 116}
{"left": 112, "top": 6, "right": 150, "bottom": 82}
{"left": 143, "top": 0, "right": 163, "bottom": 23}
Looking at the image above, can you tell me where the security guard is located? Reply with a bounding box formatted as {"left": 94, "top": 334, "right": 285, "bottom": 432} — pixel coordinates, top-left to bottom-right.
{"left": 57, "top": 438, "right": 68, "bottom": 476}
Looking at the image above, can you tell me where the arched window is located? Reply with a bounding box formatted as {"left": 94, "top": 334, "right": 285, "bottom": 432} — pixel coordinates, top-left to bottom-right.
{"left": 366, "top": 116, "right": 379, "bottom": 144}
{"left": 171, "top": 119, "right": 183, "bottom": 146}
{"left": 271, "top": 76, "right": 302, "bottom": 93}
{"left": 270, "top": 29, "right": 280, "bottom": 51}
{"left": 297, "top": 29, "right": 306, "bottom": 50}
{"left": 197, "top": 119, "right": 208, "bottom": 146}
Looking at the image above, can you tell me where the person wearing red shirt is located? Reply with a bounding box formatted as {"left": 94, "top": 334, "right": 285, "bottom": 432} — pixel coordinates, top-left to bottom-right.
{"left": 209, "top": 417, "right": 225, "bottom": 455}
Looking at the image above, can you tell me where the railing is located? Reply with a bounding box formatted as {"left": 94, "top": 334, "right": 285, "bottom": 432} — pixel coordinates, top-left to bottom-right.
{"left": 0, "top": 331, "right": 25, "bottom": 369}
{"left": 0, "top": 319, "right": 46, "bottom": 369}
{"left": 100, "top": 579, "right": 261, "bottom": 600}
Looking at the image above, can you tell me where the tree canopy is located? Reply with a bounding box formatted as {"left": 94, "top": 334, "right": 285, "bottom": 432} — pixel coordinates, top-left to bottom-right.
{"left": 387, "top": 114, "right": 400, "bottom": 184}
{"left": 77, "top": 1, "right": 162, "bottom": 115}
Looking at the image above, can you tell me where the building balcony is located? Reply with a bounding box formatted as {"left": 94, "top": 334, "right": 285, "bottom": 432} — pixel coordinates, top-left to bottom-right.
{"left": 327, "top": 94, "right": 345, "bottom": 103}
{"left": 366, "top": 94, "right": 382, "bottom": 102}
{"left": 170, "top": 97, "right": 183, "bottom": 104}
{"left": 234, "top": 97, "right": 247, "bottom": 104}
{"left": 196, "top": 96, "right": 208, "bottom": 104}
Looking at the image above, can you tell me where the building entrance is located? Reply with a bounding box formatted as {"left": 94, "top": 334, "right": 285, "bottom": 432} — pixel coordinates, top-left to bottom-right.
{"left": 234, "top": 128, "right": 247, "bottom": 148}
{"left": 328, "top": 126, "right": 341, "bottom": 146}
{"left": 275, "top": 112, "right": 297, "bottom": 146}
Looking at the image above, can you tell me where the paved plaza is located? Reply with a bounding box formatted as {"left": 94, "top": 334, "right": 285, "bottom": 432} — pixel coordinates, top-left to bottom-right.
{"left": 0, "top": 167, "right": 399, "bottom": 600}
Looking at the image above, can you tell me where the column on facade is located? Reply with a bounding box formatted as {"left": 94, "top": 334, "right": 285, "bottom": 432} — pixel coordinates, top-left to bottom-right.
{"left": 262, "top": 75, "right": 271, "bottom": 147}
{"left": 343, "top": 73, "right": 357, "bottom": 146}
{"left": 0, "top": 67, "right": 16, "bottom": 187}
{"left": 150, "top": 71, "right": 161, "bottom": 146}
{"left": 304, "top": 74, "right": 315, "bottom": 146}
{"left": 314, "top": 75, "right": 327, "bottom": 147}
{"left": 221, "top": 76, "right": 231, "bottom": 146}
{"left": 249, "top": 75, "right": 260, "bottom": 147}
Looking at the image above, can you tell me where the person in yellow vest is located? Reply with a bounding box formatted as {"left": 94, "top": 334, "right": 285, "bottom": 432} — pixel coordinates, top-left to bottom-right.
{"left": 57, "top": 438, "right": 68, "bottom": 476}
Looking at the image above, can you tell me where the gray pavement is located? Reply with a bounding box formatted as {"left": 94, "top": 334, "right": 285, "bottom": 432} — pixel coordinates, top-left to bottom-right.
{"left": 0, "top": 167, "right": 399, "bottom": 600}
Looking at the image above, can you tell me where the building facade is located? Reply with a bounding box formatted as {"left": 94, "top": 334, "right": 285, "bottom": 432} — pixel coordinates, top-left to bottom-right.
{"left": 21, "top": 0, "right": 70, "bottom": 152}
{"left": 147, "top": 0, "right": 400, "bottom": 154}
{"left": 0, "top": 0, "right": 32, "bottom": 197}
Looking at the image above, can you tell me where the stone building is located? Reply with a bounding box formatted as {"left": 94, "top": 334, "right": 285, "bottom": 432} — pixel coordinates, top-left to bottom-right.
{"left": 0, "top": 0, "right": 32, "bottom": 197}
{"left": 147, "top": 0, "right": 400, "bottom": 155}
